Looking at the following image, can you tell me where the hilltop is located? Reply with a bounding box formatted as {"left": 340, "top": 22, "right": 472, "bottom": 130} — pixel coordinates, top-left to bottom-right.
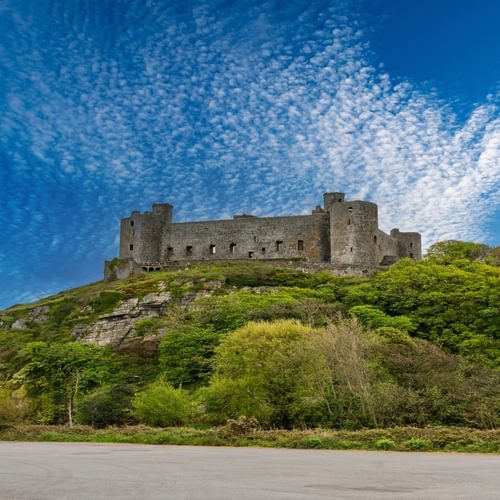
{"left": 0, "top": 241, "right": 499, "bottom": 433}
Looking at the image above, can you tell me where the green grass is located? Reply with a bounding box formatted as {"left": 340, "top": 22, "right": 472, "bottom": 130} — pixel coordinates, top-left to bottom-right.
{"left": 1, "top": 425, "right": 499, "bottom": 453}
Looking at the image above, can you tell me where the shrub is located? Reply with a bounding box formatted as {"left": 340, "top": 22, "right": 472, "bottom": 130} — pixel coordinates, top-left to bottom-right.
{"left": 132, "top": 380, "right": 193, "bottom": 427}
{"left": 197, "top": 377, "right": 273, "bottom": 425}
{"left": 404, "top": 437, "right": 432, "bottom": 451}
{"left": 375, "top": 438, "right": 395, "bottom": 450}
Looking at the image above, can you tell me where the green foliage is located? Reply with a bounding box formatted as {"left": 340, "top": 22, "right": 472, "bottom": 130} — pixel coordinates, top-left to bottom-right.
{"left": 404, "top": 437, "right": 432, "bottom": 451}
{"left": 349, "top": 258, "right": 500, "bottom": 365}
{"left": 21, "top": 342, "right": 116, "bottom": 425}
{"left": 133, "top": 318, "right": 165, "bottom": 337}
{"left": 375, "top": 438, "right": 395, "bottom": 450}
{"left": 349, "top": 305, "right": 416, "bottom": 333}
{"left": 76, "top": 385, "right": 133, "bottom": 428}
{"left": 197, "top": 377, "right": 273, "bottom": 425}
{"left": 91, "top": 291, "right": 123, "bottom": 315}
{"left": 159, "top": 326, "right": 220, "bottom": 386}
{"left": 132, "top": 380, "right": 193, "bottom": 427}
{"left": 0, "top": 387, "right": 29, "bottom": 426}
{"left": 2, "top": 255, "right": 500, "bottom": 431}
{"left": 210, "top": 320, "right": 319, "bottom": 427}
{"left": 426, "top": 240, "right": 490, "bottom": 263}
{"left": 201, "top": 317, "right": 500, "bottom": 429}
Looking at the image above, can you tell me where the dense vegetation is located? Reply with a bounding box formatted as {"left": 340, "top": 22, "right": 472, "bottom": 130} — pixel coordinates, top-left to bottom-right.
{"left": 0, "top": 240, "right": 499, "bottom": 434}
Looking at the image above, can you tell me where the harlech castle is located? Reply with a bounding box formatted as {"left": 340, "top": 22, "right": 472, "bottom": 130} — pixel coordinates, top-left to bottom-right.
{"left": 104, "top": 192, "right": 421, "bottom": 279}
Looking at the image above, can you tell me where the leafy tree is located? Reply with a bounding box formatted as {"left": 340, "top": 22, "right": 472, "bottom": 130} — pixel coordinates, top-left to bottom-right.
{"left": 76, "top": 385, "right": 133, "bottom": 428}
{"left": 425, "top": 240, "right": 489, "bottom": 263}
{"left": 346, "top": 259, "right": 500, "bottom": 365}
{"left": 159, "top": 326, "right": 221, "bottom": 386}
{"left": 21, "top": 342, "right": 114, "bottom": 425}
{"left": 132, "top": 379, "right": 193, "bottom": 426}
{"left": 349, "top": 305, "right": 415, "bottom": 333}
{"left": 208, "top": 320, "right": 320, "bottom": 427}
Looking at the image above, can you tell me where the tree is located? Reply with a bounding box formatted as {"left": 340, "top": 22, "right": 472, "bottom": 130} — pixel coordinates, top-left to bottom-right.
{"left": 77, "top": 385, "right": 133, "bottom": 428}
{"left": 159, "top": 326, "right": 221, "bottom": 386}
{"left": 206, "top": 320, "right": 320, "bottom": 427}
{"left": 425, "top": 240, "right": 489, "bottom": 263}
{"left": 21, "top": 342, "right": 113, "bottom": 426}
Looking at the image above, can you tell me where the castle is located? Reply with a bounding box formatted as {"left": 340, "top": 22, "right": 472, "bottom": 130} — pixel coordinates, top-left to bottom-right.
{"left": 104, "top": 192, "right": 421, "bottom": 279}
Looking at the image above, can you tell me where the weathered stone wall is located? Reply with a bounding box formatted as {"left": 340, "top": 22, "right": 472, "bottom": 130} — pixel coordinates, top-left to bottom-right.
{"left": 391, "top": 229, "right": 422, "bottom": 260}
{"left": 376, "top": 230, "right": 400, "bottom": 264}
{"left": 160, "top": 212, "right": 330, "bottom": 263}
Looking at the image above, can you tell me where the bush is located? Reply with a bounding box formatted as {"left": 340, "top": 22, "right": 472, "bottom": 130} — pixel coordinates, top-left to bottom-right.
{"left": 76, "top": 385, "right": 133, "bottom": 428}
{"left": 404, "top": 437, "right": 432, "bottom": 451}
{"left": 132, "top": 380, "right": 193, "bottom": 427}
{"left": 197, "top": 377, "right": 273, "bottom": 425}
{"left": 375, "top": 438, "right": 395, "bottom": 450}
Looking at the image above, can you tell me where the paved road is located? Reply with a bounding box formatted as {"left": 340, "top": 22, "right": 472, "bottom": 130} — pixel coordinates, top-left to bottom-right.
{"left": 0, "top": 442, "right": 499, "bottom": 499}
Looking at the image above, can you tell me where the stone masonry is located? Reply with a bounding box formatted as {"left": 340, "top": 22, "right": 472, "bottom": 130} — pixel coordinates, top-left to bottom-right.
{"left": 104, "top": 192, "right": 421, "bottom": 279}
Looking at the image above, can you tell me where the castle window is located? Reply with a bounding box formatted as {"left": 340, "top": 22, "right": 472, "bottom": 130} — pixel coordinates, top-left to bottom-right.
{"left": 348, "top": 206, "right": 353, "bottom": 212}
{"left": 230, "top": 243, "right": 236, "bottom": 254}
{"left": 338, "top": 199, "right": 342, "bottom": 202}
{"left": 276, "top": 240, "right": 283, "bottom": 251}
{"left": 186, "top": 246, "right": 193, "bottom": 256}
{"left": 374, "top": 235, "right": 377, "bottom": 244}
{"left": 350, "top": 247, "right": 353, "bottom": 252}
{"left": 129, "top": 244, "right": 134, "bottom": 251}
{"left": 253, "top": 236, "right": 257, "bottom": 242}
{"left": 410, "top": 242, "right": 413, "bottom": 248}
{"left": 248, "top": 251, "right": 254, "bottom": 258}
{"left": 261, "top": 247, "right": 266, "bottom": 254}
{"left": 298, "top": 240, "right": 304, "bottom": 251}
{"left": 167, "top": 247, "right": 174, "bottom": 258}
{"left": 210, "top": 244, "right": 216, "bottom": 255}
{"left": 348, "top": 219, "right": 351, "bottom": 225}
{"left": 410, "top": 252, "right": 414, "bottom": 259}
{"left": 130, "top": 220, "right": 134, "bottom": 227}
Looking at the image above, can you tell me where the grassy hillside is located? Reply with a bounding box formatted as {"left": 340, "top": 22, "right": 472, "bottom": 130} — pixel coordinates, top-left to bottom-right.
{"left": 1, "top": 242, "right": 499, "bottom": 432}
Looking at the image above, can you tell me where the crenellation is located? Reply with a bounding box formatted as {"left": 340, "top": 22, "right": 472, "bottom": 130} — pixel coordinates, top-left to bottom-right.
{"left": 106, "top": 192, "right": 421, "bottom": 279}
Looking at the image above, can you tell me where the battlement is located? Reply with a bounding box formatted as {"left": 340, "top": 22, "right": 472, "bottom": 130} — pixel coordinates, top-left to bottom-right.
{"left": 106, "top": 192, "right": 421, "bottom": 279}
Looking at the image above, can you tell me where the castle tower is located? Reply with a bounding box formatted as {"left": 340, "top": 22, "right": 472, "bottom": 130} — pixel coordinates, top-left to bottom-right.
{"left": 119, "top": 203, "right": 173, "bottom": 263}
{"left": 323, "top": 192, "right": 345, "bottom": 210}
{"left": 330, "top": 199, "right": 378, "bottom": 269}
{"left": 390, "top": 229, "right": 422, "bottom": 260}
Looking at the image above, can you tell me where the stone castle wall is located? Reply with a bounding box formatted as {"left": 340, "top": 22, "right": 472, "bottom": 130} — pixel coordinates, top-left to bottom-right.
{"left": 106, "top": 192, "right": 422, "bottom": 279}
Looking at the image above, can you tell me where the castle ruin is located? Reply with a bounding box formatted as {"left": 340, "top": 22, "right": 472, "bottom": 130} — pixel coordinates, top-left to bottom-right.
{"left": 105, "top": 192, "right": 421, "bottom": 279}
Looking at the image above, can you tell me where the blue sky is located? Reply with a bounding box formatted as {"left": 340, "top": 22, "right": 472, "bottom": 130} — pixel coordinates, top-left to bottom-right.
{"left": 1, "top": 0, "right": 499, "bottom": 309}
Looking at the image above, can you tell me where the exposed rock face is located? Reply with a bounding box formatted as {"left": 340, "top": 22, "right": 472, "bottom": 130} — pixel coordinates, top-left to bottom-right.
{"left": 29, "top": 305, "right": 50, "bottom": 323}
{"left": 11, "top": 318, "right": 29, "bottom": 330}
{"left": 76, "top": 292, "right": 172, "bottom": 348}
{"left": 9, "top": 305, "right": 49, "bottom": 330}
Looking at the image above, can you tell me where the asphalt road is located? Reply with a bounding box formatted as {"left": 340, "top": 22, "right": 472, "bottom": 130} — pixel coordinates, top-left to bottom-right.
{"left": 0, "top": 442, "right": 499, "bottom": 499}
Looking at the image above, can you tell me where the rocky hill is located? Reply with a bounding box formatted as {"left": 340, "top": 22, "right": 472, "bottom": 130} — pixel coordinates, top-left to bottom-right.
{"left": 1, "top": 245, "right": 499, "bottom": 429}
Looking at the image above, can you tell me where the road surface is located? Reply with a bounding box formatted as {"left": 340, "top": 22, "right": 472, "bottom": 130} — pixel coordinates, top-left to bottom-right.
{"left": 0, "top": 442, "right": 499, "bottom": 499}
